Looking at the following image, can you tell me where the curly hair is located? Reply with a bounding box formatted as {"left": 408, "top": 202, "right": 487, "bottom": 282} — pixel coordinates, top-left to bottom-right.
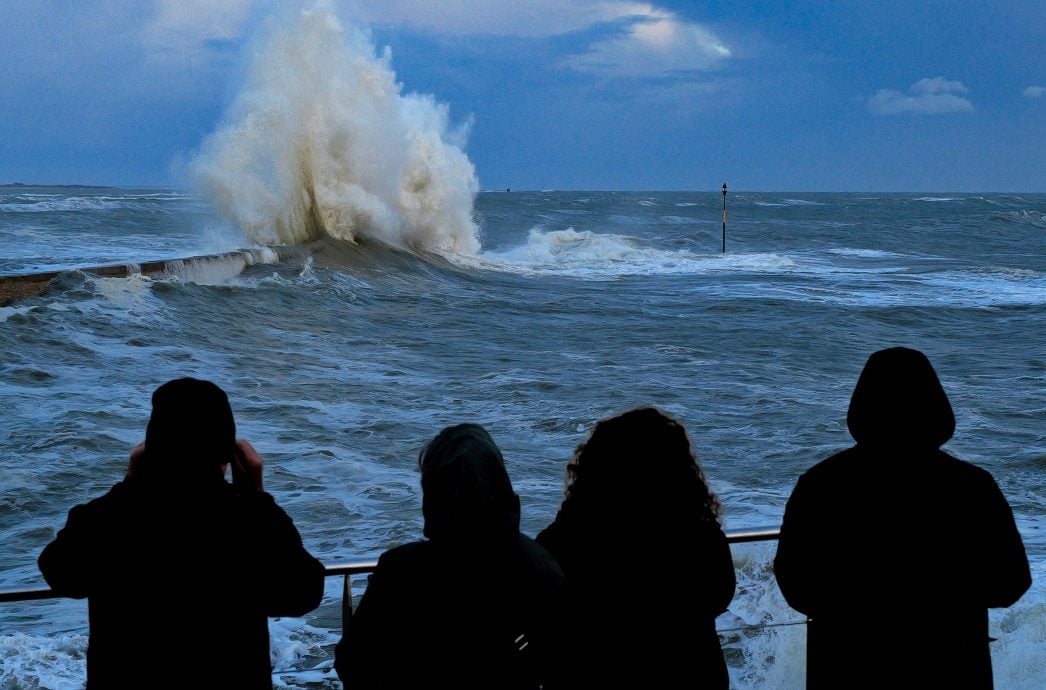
{"left": 557, "top": 407, "right": 722, "bottom": 527}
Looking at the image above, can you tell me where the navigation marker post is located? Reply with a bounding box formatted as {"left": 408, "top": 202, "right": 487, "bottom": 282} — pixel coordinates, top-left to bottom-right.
{"left": 722, "top": 183, "right": 728, "bottom": 253}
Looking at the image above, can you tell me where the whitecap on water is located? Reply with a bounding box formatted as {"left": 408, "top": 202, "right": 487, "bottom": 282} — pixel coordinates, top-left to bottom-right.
{"left": 451, "top": 228, "right": 798, "bottom": 279}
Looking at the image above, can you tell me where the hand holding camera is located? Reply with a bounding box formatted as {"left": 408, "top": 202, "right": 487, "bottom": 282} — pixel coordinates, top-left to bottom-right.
{"left": 126, "top": 442, "right": 146, "bottom": 478}
{"left": 232, "top": 438, "right": 265, "bottom": 493}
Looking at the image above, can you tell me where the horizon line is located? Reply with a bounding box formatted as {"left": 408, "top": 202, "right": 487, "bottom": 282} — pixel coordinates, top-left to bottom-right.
{"left": 3, "top": 182, "right": 1045, "bottom": 195}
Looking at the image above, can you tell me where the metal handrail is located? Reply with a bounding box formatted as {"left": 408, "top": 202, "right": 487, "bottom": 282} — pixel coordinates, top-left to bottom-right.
{"left": 0, "top": 526, "right": 781, "bottom": 615}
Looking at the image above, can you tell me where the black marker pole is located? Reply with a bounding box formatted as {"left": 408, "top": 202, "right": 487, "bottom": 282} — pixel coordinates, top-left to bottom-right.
{"left": 721, "top": 183, "right": 728, "bottom": 254}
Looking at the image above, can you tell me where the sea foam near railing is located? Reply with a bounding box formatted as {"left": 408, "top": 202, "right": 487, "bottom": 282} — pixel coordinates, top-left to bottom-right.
{"left": 0, "top": 617, "right": 337, "bottom": 690}
{"left": 0, "top": 631, "right": 87, "bottom": 690}
{"left": 269, "top": 615, "right": 340, "bottom": 689}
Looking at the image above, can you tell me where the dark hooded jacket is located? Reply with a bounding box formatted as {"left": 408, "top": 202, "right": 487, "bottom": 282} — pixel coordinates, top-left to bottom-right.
{"left": 774, "top": 348, "right": 1031, "bottom": 689}
{"left": 38, "top": 379, "right": 325, "bottom": 690}
{"left": 334, "top": 424, "right": 565, "bottom": 690}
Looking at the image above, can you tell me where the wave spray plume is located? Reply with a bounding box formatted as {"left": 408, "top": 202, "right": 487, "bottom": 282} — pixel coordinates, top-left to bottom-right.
{"left": 193, "top": 5, "right": 480, "bottom": 254}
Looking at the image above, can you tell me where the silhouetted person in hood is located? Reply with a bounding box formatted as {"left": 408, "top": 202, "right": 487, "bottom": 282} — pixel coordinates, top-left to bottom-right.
{"left": 39, "top": 378, "right": 325, "bottom": 690}
{"left": 537, "top": 407, "right": 735, "bottom": 690}
{"left": 774, "top": 348, "right": 1031, "bottom": 689}
{"left": 334, "top": 423, "right": 565, "bottom": 690}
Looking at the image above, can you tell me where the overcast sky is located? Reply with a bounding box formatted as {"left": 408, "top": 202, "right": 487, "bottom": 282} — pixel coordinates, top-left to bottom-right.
{"left": 1, "top": 0, "right": 1043, "bottom": 191}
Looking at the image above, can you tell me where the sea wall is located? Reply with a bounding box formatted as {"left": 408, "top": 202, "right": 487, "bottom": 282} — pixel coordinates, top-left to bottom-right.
{"left": 0, "top": 248, "right": 288, "bottom": 306}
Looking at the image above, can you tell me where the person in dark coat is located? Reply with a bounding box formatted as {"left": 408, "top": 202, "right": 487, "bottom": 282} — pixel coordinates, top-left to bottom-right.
{"left": 38, "top": 378, "right": 325, "bottom": 690}
{"left": 774, "top": 347, "right": 1031, "bottom": 689}
{"left": 536, "top": 407, "right": 736, "bottom": 690}
{"left": 334, "top": 423, "right": 566, "bottom": 690}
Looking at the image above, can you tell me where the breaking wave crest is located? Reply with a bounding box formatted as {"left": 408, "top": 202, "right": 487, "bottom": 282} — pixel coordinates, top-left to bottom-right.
{"left": 457, "top": 228, "right": 796, "bottom": 277}
{"left": 0, "top": 194, "right": 184, "bottom": 213}
{"left": 192, "top": 5, "right": 480, "bottom": 254}
{"left": 993, "top": 209, "right": 1046, "bottom": 229}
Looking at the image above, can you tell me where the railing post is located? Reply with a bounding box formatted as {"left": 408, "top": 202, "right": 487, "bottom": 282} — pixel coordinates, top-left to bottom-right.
{"left": 342, "top": 573, "right": 353, "bottom": 624}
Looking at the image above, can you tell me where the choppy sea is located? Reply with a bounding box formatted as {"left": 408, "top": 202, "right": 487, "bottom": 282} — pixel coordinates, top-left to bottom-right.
{"left": 1, "top": 187, "right": 1043, "bottom": 688}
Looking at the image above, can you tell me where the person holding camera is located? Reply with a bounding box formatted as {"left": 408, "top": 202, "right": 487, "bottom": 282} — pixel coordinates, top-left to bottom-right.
{"left": 39, "top": 377, "right": 325, "bottom": 690}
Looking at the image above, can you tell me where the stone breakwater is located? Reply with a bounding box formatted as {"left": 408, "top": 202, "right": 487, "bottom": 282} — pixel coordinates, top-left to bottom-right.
{"left": 0, "top": 248, "right": 289, "bottom": 306}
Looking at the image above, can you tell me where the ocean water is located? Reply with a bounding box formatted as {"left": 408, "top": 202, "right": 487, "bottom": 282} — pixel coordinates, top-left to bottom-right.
{"left": 2, "top": 5, "right": 1043, "bottom": 687}
{"left": 0, "top": 186, "right": 1043, "bottom": 688}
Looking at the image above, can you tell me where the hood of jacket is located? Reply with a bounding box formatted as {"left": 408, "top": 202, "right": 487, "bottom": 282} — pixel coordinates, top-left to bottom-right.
{"left": 139, "top": 377, "right": 236, "bottom": 485}
{"left": 419, "top": 424, "right": 521, "bottom": 546}
{"left": 847, "top": 347, "right": 955, "bottom": 450}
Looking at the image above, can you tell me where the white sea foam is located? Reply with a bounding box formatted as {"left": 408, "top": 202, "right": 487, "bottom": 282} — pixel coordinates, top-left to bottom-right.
{"left": 724, "top": 543, "right": 807, "bottom": 689}
{"left": 193, "top": 4, "right": 480, "bottom": 254}
{"left": 0, "top": 192, "right": 190, "bottom": 212}
{"left": 89, "top": 273, "right": 162, "bottom": 307}
{"left": 0, "top": 304, "right": 35, "bottom": 323}
{"left": 269, "top": 616, "right": 339, "bottom": 677}
{"left": 721, "top": 544, "right": 1045, "bottom": 689}
{"left": 457, "top": 228, "right": 796, "bottom": 278}
{"left": 0, "top": 198, "right": 126, "bottom": 213}
{"left": 160, "top": 248, "right": 281, "bottom": 285}
{"left": 916, "top": 269, "right": 1046, "bottom": 306}
{"left": 0, "top": 618, "right": 339, "bottom": 690}
{"left": 992, "top": 602, "right": 1046, "bottom": 689}
{"left": 457, "top": 229, "right": 1046, "bottom": 308}
{"left": 994, "top": 209, "right": 1046, "bottom": 228}
{"left": 753, "top": 199, "right": 824, "bottom": 207}
{"left": 914, "top": 196, "right": 960, "bottom": 202}
{"left": 0, "top": 632, "right": 87, "bottom": 690}
{"left": 825, "top": 248, "right": 903, "bottom": 258}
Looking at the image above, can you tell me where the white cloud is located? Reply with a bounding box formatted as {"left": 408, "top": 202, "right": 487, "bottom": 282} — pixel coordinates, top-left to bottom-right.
{"left": 563, "top": 13, "right": 730, "bottom": 78}
{"left": 1023, "top": 85, "right": 1045, "bottom": 99}
{"left": 353, "top": 1, "right": 730, "bottom": 78}
{"left": 125, "top": 1, "right": 732, "bottom": 79}
{"left": 142, "top": 0, "right": 253, "bottom": 59}
{"left": 910, "top": 77, "right": 967, "bottom": 96}
{"left": 355, "top": 0, "right": 658, "bottom": 38}
{"left": 869, "top": 77, "right": 973, "bottom": 115}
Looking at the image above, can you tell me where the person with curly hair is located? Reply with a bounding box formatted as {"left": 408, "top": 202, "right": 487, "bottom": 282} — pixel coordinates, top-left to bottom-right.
{"left": 537, "top": 407, "right": 735, "bottom": 690}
